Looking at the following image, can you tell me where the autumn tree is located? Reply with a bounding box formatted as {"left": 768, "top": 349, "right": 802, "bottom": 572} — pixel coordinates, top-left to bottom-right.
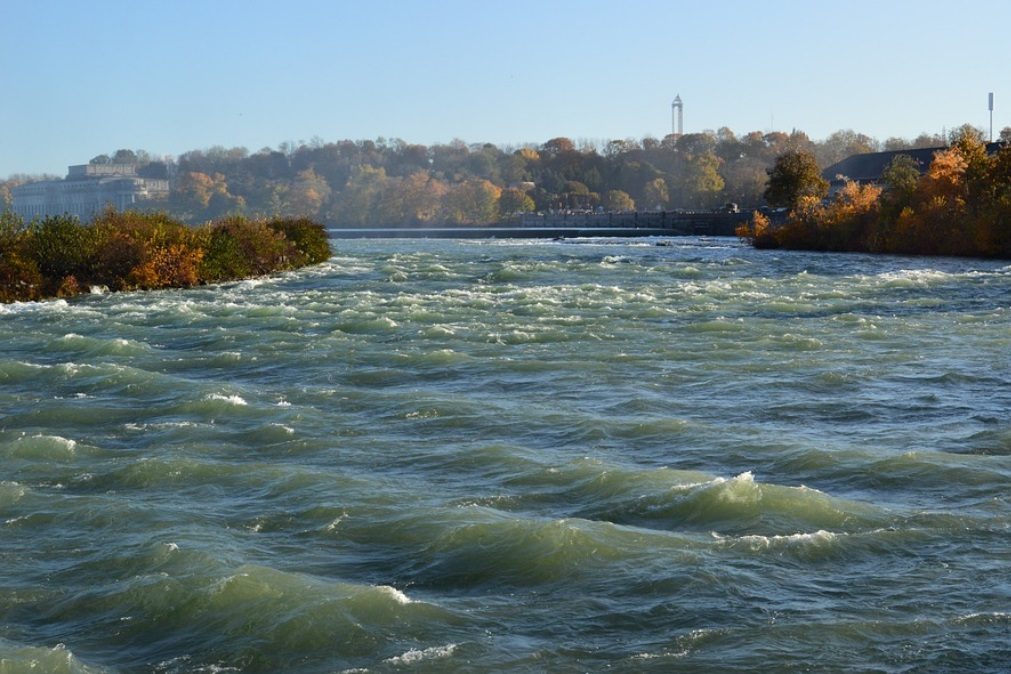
{"left": 285, "top": 168, "right": 331, "bottom": 217}
{"left": 442, "top": 180, "right": 501, "bottom": 224}
{"left": 498, "top": 188, "right": 535, "bottom": 215}
{"left": 540, "top": 137, "right": 576, "bottom": 157}
{"left": 328, "top": 165, "right": 388, "bottom": 225}
{"left": 603, "top": 190, "right": 635, "bottom": 212}
{"left": 171, "top": 171, "right": 240, "bottom": 221}
{"left": 642, "top": 178, "right": 669, "bottom": 211}
{"left": 400, "top": 172, "right": 447, "bottom": 224}
{"left": 683, "top": 151, "right": 725, "bottom": 209}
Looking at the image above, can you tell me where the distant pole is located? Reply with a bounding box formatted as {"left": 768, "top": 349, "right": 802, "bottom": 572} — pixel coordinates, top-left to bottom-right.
{"left": 989, "top": 92, "right": 994, "bottom": 142}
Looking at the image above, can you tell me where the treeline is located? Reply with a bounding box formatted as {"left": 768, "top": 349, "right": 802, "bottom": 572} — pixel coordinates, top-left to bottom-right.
{"left": 7, "top": 127, "right": 1004, "bottom": 227}
{"left": 0, "top": 210, "right": 331, "bottom": 303}
{"left": 739, "top": 130, "right": 1011, "bottom": 258}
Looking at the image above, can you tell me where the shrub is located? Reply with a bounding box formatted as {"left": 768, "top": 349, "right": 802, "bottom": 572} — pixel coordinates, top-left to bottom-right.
{"left": 28, "top": 215, "right": 100, "bottom": 289}
{"left": 200, "top": 216, "right": 289, "bottom": 282}
{"left": 0, "top": 249, "right": 43, "bottom": 303}
{"left": 1, "top": 209, "right": 331, "bottom": 302}
{"left": 90, "top": 210, "right": 204, "bottom": 290}
{"left": 266, "top": 217, "right": 331, "bottom": 266}
{"left": 129, "top": 243, "right": 204, "bottom": 289}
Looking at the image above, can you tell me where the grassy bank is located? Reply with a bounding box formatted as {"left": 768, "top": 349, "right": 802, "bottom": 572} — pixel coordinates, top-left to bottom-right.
{"left": 0, "top": 210, "right": 331, "bottom": 303}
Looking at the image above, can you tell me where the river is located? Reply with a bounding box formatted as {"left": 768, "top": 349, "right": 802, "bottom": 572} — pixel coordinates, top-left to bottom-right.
{"left": 2, "top": 236, "right": 1009, "bottom": 673}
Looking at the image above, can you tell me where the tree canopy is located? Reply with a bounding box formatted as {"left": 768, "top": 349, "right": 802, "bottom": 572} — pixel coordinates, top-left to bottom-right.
{"left": 764, "top": 150, "right": 829, "bottom": 209}
{"left": 3, "top": 127, "right": 984, "bottom": 227}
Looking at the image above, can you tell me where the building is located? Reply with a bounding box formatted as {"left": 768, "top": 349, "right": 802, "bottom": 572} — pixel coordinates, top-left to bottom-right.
{"left": 11, "top": 163, "right": 170, "bottom": 222}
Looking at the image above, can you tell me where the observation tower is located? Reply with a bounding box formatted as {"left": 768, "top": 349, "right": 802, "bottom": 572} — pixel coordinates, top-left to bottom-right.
{"left": 672, "top": 95, "right": 683, "bottom": 137}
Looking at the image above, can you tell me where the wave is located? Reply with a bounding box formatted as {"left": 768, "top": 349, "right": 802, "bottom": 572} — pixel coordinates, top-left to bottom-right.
{"left": 48, "top": 333, "right": 153, "bottom": 358}
{"left": 866, "top": 450, "right": 1011, "bottom": 492}
{"left": 39, "top": 559, "right": 456, "bottom": 673}
{"left": 2, "top": 433, "right": 79, "bottom": 460}
{"left": 476, "top": 454, "right": 886, "bottom": 537}
{"left": 355, "top": 506, "right": 702, "bottom": 589}
{"left": 0, "top": 480, "right": 30, "bottom": 508}
{"left": 0, "top": 298, "right": 71, "bottom": 315}
{"left": 0, "top": 638, "right": 113, "bottom": 673}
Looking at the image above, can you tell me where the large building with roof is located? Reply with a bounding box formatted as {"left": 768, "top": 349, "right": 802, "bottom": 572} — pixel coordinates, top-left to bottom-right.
{"left": 11, "top": 163, "right": 169, "bottom": 222}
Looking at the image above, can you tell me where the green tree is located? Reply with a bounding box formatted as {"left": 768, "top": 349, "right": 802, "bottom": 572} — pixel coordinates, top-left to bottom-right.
{"left": 880, "top": 154, "right": 921, "bottom": 220}
{"left": 764, "top": 150, "right": 828, "bottom": 209}
{"left": 112, "top": 149, "right": 138, "bottom": 164}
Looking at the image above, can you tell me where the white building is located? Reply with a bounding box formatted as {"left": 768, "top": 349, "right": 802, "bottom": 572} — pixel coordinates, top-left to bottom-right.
{"left": 11, "top": 163, "right": 169, "bottom": 222}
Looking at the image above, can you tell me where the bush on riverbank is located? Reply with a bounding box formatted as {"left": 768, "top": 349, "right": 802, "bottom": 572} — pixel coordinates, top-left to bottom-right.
{"left": 0, "top": 210, "right": 331, "bottom": 303}
{"left": 740, "top": 133, "right": 1011, "bottom": 258}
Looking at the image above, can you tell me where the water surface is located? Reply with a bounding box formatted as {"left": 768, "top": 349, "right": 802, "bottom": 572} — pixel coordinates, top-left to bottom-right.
{"left": 2, "top": 237, "right": 1010, "bottom": 672}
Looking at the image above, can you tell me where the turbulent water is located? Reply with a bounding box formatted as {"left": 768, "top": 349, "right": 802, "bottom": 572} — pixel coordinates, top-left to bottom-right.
{"left": 2, "top": 236, "right": 1010, "bottom": 673}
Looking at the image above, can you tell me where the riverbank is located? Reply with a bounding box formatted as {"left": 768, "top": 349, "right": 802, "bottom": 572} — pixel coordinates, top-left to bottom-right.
{"left": 0, "top": 211, "right": 331, "bottom": 303}
{"left": 738, "top": 134, "right": 1011, "bottom": 258}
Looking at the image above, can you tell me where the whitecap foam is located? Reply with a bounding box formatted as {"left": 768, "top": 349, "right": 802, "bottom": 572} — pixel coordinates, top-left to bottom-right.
{"left": 713, "top": 529, "right": 838, "bottom": 549}
{"left": 633, "top": 649, "right": 689, "bottom": 660}
{"left": 715, "top": 471, "right": 759, "bottom": 503}
{"left": 205, "top": 393, "right": 248, "bottom": 406}
{"left": 383, "top": 644, "right": 457, "bottom": 665}
{"left": 376, "top": 585, "right": 413, "bottom": 605}
{"left": 0, "top": 299, "right": 69, "bottom": 315}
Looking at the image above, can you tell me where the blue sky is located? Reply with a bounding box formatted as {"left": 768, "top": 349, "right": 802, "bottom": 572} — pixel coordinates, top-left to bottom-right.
{"left": 2, "top": 0, "right": 1009, "bottom": 177}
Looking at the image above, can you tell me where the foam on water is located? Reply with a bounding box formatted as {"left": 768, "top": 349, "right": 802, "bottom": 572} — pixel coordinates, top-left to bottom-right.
{"left": 382, "top": 643, "right": 457, "bottom": 665}
{"left": 204, "top": 393, "right": 248, "bottom": 406}
{"left": 712, "top": 529, "right": 839, "bottom": 552}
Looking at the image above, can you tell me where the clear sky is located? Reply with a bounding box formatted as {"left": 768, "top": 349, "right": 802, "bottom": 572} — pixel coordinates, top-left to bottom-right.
{"left": 2, "top": 0, "right": 1009, "bottom": 177}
